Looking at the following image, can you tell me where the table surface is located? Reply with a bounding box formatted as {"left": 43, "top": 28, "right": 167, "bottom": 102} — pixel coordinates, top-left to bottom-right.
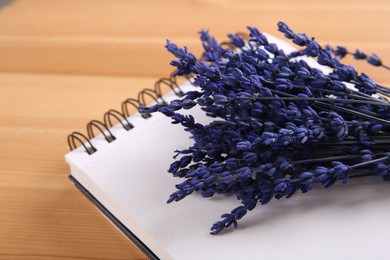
{"left": 0, "top": 0, "right": 389, "bottom": 259}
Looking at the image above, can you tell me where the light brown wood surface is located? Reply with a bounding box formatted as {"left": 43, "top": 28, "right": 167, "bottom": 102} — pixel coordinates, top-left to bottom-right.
{"left": 0, "top": 0, "right": 389, "bottom": 259}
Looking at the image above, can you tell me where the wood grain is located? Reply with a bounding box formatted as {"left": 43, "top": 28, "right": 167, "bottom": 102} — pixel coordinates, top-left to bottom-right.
{"left": 0, "top": 0, "right": 389, "bottom": 259}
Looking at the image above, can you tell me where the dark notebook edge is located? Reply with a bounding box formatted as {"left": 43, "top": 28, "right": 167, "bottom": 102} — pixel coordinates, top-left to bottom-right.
{"left": 69, "top": 175, "right": 160, "bottom": 260}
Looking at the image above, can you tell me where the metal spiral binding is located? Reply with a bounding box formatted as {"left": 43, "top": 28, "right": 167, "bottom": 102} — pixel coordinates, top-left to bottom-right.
{"left": 87, "top": 120, "right": 116, "bottom": 143}
{"left": 67, "top": 72, "right": 183, "bottom": 154}
{"left": 67, "top": 132, "right": 97, "bottom": 155}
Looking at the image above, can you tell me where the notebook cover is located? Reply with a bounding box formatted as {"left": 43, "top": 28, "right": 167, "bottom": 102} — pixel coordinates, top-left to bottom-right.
{"left": 69, "top": 175, "right": 160, "bottom": 260}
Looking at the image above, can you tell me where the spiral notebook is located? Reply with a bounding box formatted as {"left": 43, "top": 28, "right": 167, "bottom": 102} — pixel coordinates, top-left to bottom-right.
{"left": 65, "top": 34, "right": 390, "bottom": 260}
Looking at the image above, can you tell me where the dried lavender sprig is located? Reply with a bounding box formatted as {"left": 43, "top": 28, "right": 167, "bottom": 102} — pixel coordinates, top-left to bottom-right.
{"left": 292, "top": 154, "right": 364, "bottom": 165}
{"left": 331, "top": 46, "right": 390, "bottom": 71}
{"left": 211, "top": 161, "right": 355, "bottom": 235}
{"left": 277, "top": 22, "right": 388, "bottom": 96}
{"left": 243, "top": 95, "right": 390, "bottom": 107}
{"left": 350, "top": 153, "right": 390, "bottom": 169}
{"left": 267, "top": 87, "right": 390, "bottom": 125}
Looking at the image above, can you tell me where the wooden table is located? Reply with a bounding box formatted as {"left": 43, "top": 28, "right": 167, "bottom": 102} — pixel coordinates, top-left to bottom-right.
{"left": 0, "top": 1, "right": 389, "bottom": 259}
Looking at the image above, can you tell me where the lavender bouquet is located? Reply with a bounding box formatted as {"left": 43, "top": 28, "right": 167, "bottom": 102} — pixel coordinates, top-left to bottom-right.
{"left": 139, "top": 22, "right": 390, "bottom": 235}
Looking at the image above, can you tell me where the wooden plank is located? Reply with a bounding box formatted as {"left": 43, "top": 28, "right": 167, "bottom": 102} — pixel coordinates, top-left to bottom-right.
{"left": 0, "top": 1, "right": 389, "bottom": 39}
{"left": 0, "top": 187, "right": 147, "bottom": 259}
{"left": 0, "top": 0, "right": 388, "bottom": 77}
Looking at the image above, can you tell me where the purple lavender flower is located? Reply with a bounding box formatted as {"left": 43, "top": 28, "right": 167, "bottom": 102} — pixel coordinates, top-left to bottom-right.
{"left": 334, "top": 46, "right": 348, "bottom": 58}
{"left": 367, "top": 53, "right": 382, "bottom": 66}
{"left": 327, "top": 45, "right": 389, "bottom": 71}
{"left": 228, "top": 34, "right": 246, "bottom": 48}
{"left": 354, "top": 49, "right": 367, "bottom": 60}
{"left": 140, "top": 21, "right": 390, "bottom": 235}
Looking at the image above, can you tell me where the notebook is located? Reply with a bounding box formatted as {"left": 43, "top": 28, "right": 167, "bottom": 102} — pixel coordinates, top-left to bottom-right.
{"left": 65, "top": 34, "right": 390, "bottom": 260}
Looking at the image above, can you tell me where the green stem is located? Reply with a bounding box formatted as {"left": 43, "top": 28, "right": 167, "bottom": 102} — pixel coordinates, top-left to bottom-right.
{"left": 253, "top": 96, "right": 390, "bottom": 107}
{"left": 351, "top": 155, "right": 390, "bottom": 169}
{"left": 293, "top": 154, "right": 362, "bottom": 165}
